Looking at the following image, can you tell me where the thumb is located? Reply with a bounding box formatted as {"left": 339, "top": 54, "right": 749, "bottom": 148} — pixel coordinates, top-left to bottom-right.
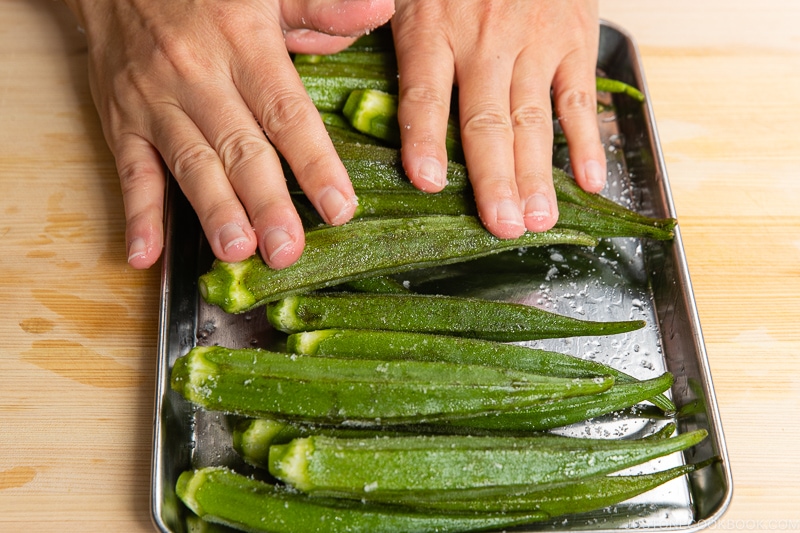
{"left": 281, "top": 0, "right": 394, "bottom": 53}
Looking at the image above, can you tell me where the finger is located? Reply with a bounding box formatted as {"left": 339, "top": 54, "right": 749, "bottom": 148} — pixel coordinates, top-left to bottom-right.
{"left": 457, "top": 53, "right": 525, "bottom": 239}
{"left": 114, "top": 133, "right": 166, "bottom": 269}
{"left": 284, "top": 29, "right": 358, "bottom": 54}
{"left": 392, "top": 19, "right": 453, "bottom": 193}
{"left": 233, "top": 32, "right": 358, "bottom": 230}
{"left": 180, "top": 80, "right": 307, "bottom": 270}
{"left": 553, "top": 53, "right": 606, "bottom": 193}
{"left": 510, "top": 54, "right": 560, "bottom": 233}
{"left": 281, "top": 0, "right": 395, "bottom": 37}
{"left": 147, "top": 103, "right": 259, "bottom": 264}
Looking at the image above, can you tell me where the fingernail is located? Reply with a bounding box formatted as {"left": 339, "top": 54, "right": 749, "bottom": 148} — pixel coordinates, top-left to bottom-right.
{"left": 127, "top": 237, "right": 148, "bottom": 264}
{"left": 219, "top": 223, "right": 250, "bottom": 254}
{"left": 523, "top": 193, "right": 552, "bottom": 220}
{"left": 318, "top": 186, "right": 357, "bottom": 225}
{"left": 585, "top": 160, "right": 606, "bottom": 191}
{"left": 416, "top": 157, "right": 447, "bottom": 191}
{"left": 495, "top": 199, "right": 525, "bottom": 229}
{"left": 262, "top": 227, "right": 295, "bottom": 263}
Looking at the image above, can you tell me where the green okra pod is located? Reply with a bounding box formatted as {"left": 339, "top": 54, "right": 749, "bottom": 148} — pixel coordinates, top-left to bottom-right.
{"left": 552, "top": 167, "right": 676, "bottom": 231}
{"left": 232, "top": 372, "right": 672, "bottom": 466}
{"left": 296, "top": 62, "right": 398, "bottom": 112}
{"left": 199, "top": 216, "right": 597, "bottom": 313}
{"left": 285, "top": 142, "right": 675, "bottom": 237}
{"left": 176, "top": 467, "right": 548, "bottom": 533}
{"left": 268, "top": 293, "right": 645, "bottom": 342}
{"left": 295, "top": 50, "right": 397, "bottom": 68}
{"left": 596, "top": 76, "right": 646, "bottom": 102}
{"left": 341, "top": 88, "right": 464, "bottom": 161}
{"left": 171, "top": 346, "right": 613, "bottom": 425}
{"left": 357, "top": 461, "right": 706, "bottom": 514}
{"left": 342, "top": 275, "right": 411, "bottom": 294}
{"left": 288, "top": 329, "right": 674, "bottom": 412}
{"left": 442, "top": 373, "right": 674, "bottom": 432}
{"left": 268, "top": 430, "right": 707, "bottom": 495}
{"left": 343, "top": 88, "right": 400, "bottom": 146}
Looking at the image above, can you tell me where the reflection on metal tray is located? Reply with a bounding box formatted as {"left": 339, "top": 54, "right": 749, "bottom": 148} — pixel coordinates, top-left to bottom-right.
{"left": 150, "top": 20, "right": 732, "bottom": 533}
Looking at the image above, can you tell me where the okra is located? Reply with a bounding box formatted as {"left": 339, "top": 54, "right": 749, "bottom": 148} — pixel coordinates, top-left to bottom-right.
{"left": 295, "top": 50, "right": 397, "bottom": 68}
{"left": 345, "top": 189, "right": 674, "bottom": 240}
{"left": 341, "top": 88, "right": 464, "bottom": 161}
{"left": 558, "top": 201, "right": 674, "bottom": 240}
{"left": 232, "top": 418, "right": 410, "bottom": 468}
{"left": 596, "top": 76, "right": 646, "bottom": 102}
{"left": 268, "top": 430, "right": 707, "bottom": 495}
{"left": 198, "top": 216, "right": 598, "bottom": 313}
{"left": 320, "top": 112, "right": 383, "bottom": 145}
{"left": 443, "top": 373, "right": 674, "bottom": 432}
{"left": 351, "top": 190, "right": 472, "bottom": 218}
{"left": 284, "top": 141, "right": 674, "bottom": 235}
{"left": 342, "top": 275, "right": 411, "bottom": 294}
{"left": 232, "top": 373, "right": 672, "bottom": 466}
{"left": 343, "top": 89, "right": 400, "bottom": 146}
{"left": 296, "top": 62, "right": 397, "bottom": 111}
{"left": 287, "top": 329, "right": 674, "bottom": 412}
{"left": 268, "top": 293, "right": 644, "bottom": 342}
{"left": 552, "top": 167, "right": 676, "bottom": 231}
{"left": 324, "top": 141, "right": 471, "bottom": 191}
{"left": 359, "top": 461, "right": 706, "bottom": 514}
{"left": 176, "top": 467, "right": 548, "bottom": 533}
{"left": 170, "top": 345, "right": 613, "bottom": 424}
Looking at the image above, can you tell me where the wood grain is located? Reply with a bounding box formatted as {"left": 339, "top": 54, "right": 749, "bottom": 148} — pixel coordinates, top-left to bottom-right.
{"left": 2, "top": 0, "right": 799, "bottom": 530}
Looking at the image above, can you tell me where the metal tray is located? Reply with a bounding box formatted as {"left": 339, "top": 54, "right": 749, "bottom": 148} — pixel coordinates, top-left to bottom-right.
{"left": 150, "top": 20, "right": 732, "bottom": 533}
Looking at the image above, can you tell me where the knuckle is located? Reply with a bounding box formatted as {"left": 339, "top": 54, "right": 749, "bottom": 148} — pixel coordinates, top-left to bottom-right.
{"left": 171, "top": 141, "right": 218, "bottom": 180}
{"left": 217, "top": 130, "right": 269, "bottom": 171}
{"left": 557, "top": 89, "right": 596, "bottom": 116}
{"left": 290, "top": 149, "right": 335, "bottom": 189}
{"left": 258, "top": 89, "right": 310, "bottom": 140}
{"left": 400, "top": 84, "right": 449, "bottom": 112}
{"left": 461, "top": 105, "right": 512, "bottom": 137}
{"left": 510, "top": 103, "right": 552, "bottom": 129}
{"left": 117, "top": 158, "right": 159, "bottom": 196}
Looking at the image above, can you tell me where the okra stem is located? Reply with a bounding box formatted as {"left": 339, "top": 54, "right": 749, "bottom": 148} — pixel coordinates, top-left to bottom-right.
{"left": 232, "top": 418, "right": 410, "bottom": 468}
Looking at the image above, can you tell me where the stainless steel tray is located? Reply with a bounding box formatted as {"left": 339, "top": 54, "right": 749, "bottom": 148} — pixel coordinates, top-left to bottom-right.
{"left": 151, "top": 20, "right": 732, "bottom": 533}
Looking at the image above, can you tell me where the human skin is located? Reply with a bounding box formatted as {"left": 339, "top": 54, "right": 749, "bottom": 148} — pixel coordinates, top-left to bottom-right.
{"left": 61, "top": 0, "right": 603, "bottom": 270}
{"left": 392, "top": 0, "right": 604, "bottom": 238}
{"left": 61, "top": 0, "right": 395, "bottom": 269}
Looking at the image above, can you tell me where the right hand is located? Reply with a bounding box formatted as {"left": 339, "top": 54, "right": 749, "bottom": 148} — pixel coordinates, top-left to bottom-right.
{"left": 63, "top": 0, "right": 394, "bottom": 269}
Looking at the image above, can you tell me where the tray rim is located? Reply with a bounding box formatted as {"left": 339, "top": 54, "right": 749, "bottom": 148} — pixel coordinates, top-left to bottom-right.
{"left": 603, "top": 17, "right": 733, "bottom": 530}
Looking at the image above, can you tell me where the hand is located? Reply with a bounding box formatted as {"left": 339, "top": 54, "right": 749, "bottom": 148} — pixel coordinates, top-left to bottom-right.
{"left": 63, "top": 0, "right": 394, "bottom": 269}
{"left": 391, "top": 0, "right": 605, "bottom": 238}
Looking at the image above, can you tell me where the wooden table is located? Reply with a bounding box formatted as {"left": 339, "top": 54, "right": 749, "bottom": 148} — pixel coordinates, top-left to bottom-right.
{"left": 2, "top": 1, "right": 798, "bottom": 530}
